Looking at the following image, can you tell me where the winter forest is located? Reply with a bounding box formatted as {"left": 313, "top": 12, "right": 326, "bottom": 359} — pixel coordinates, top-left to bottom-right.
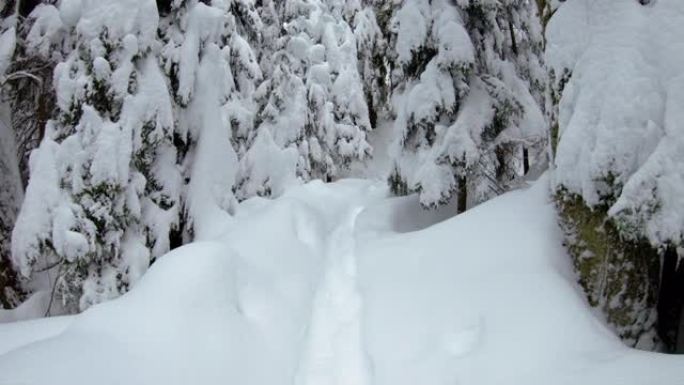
{"left": 1, "top": 0, "right": 684, "bottom": 383}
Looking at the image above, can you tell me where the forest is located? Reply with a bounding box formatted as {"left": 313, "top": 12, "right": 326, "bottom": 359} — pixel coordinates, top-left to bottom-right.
{"left": 0, "top": 0, "right": 683, "bottom": 383}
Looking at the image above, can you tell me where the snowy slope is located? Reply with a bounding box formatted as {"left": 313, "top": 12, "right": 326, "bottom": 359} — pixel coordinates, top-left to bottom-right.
{"left": 1, "top": 177, "right": 683, "bottom": 384}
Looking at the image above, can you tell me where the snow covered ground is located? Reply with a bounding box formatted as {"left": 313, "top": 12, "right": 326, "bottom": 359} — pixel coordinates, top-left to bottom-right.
{"left": 1, "top": 176, "right": 683, "bottom": 384}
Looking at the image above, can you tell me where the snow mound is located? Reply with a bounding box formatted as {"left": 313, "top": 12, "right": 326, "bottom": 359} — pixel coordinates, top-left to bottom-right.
{"left": 358, "top": 176, "right": 684, "bottom": 385}
{"left": 0, "top": 242, "right": 252, "bottom": 385}
{"left": 1, "top": 177, "right": 683, "bottom": 384}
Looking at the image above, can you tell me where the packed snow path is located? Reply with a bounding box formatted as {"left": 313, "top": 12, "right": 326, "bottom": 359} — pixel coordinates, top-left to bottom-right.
{"left": 295, "top": 206, "right": 371, "bottom": 385}
{"left": 1, "top": 176, "right": 684, "bottom": 385}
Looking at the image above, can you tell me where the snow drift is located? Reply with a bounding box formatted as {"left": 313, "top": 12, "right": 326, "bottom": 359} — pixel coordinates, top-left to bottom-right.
{"left": 1, "top": 176, "right": 683, "bottom": 384}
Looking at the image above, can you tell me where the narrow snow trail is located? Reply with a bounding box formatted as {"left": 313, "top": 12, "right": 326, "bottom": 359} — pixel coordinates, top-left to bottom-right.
{"left": 295, "top": 205, "right": 371, "bottom": 385}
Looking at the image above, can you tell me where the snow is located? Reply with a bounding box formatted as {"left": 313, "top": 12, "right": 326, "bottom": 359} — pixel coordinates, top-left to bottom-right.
{"left": 548, "top": 0, "right": 684, "bottom": 247}
{"left": 12, "top": 0, "right": 189, "bottom": 312}
{"left": 236, "top": 129, "right": 300, "bottom": 199}
{"left": 2, "top": 175, "right": 683, "bottom": 384}
{"left": 176, "top": 2, "right": 226, "bottom": 105}
{"left": 185, "top": 43, "right": 239, "bottom": 240}
{"left": 0, "top": 290, "right": 64, "bottom": 324}
{"left": 25, "top": 4, "right": 65, "bottom": 58}
{"left": 75, "top": 0, "right": 158, "bottom": 49}
{"left": 394, "top": 0, "right": 430, "bottom": 66}
{"left": 248, "top": 0, "right": 372, "bottom": 188}
{"left": 295, "top": 207, "right": 370, "bottom": 385}
{"left": 388, "top": 0, "right": 545, "bottom": 208}
{"left": 11, "top": 138, "right": 62, "bottom": 277}
{"left": 0, "top": 312, "right": 72, "bottom": 355}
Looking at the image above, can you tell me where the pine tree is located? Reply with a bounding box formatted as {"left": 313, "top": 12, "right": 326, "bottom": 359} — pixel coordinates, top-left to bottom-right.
{"left": 3, "top": 0, "right": 64, "bottom": 186}
{"left": 11, "top": 0, "right": 181, "bottom": 311}
{"left": 0, "top": 0, "right": 64, "bottom": 309}
{"left": 387, "top": 0, "right": 546, "bottom": 211}
{"left": 159, "top": 0, "right": 261, "bottom": 239}
{"left": 240, "top": 0, "right": 372, "bottom": 199}
{"left": 342, "top": 0, "right": 389, "bottom": 127}
{"left": 548, "top": 0, "right": 684, "bottom": 350}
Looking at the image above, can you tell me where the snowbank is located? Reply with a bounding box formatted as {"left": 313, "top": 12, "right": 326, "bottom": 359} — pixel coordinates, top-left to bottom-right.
{"left": 1, "top": 177, "right": 683, "bottom": 384}
{"left": 358, "top": 177, "right": 684, "bottom": 384}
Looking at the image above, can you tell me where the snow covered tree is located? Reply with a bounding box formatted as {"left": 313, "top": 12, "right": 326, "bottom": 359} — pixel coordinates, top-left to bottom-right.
{"left": 239, "top": 0, "right": 371, "bottom": 199}
{"left": 12, "top": 0, "right": 181, "bottom": 312}
{"left": 340, "top": 0, "right": 389, "bottom": 128}
{"left": 387, "top": 0, "right": 546, "bottom": 212}
{"left": 159, "top": 0, "right": 262, "bottom": 239}
{"left": 548, "top": 0, "right": 684, "bottom": 351}
{"left": 2, "top": 1, "right": 64, "bottom": 186}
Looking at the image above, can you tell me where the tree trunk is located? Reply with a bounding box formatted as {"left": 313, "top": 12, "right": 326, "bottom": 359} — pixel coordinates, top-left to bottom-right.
{"left": 457, "top": 175, "right": 467, "bottom": 214}
{"left": 523, "top": 147, "right": 530, "bottom": 175}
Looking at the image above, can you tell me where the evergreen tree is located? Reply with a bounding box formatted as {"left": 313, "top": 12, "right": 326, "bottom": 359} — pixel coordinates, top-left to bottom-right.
{"left": 159, "top": 0, "right": 261, "bottom": 239}
{"left": 1, "top": 0, "right": 65, "bottom": 309}
{"left": 11, "top": 0, "right": 180, "bottom": 311}
{"left": 239, "top": 0, "right": 371, "bottom": 199}
{"left": 548, "top": 0, "right": 684, "bottom": 350}
{"left": 3, "top": 0, "right": 64, "bottom": 186}
{"left": 387, "top": 0, "right": 546, "bottom": 211}
{"left": 343, "top": 0, "right": 389, "bottom": 128}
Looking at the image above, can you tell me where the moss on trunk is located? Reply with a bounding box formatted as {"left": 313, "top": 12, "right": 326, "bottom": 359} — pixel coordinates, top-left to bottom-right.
{"left": 555, "top": 191, "right": 661, "bottom": 348}
{"left": 0, "top": 255, "right": 23, "bottom": 309}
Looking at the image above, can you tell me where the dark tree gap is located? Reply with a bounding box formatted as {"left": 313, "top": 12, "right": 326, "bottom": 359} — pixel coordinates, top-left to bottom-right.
{"left": 18, "top": 0, "right": 41, "bottom": 17}
{"left": 657, "top": 247, "right": 684, "bottom": 353}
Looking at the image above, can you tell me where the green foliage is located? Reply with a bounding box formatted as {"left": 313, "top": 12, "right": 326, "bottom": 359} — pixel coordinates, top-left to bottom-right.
{"left": 555, "top": 190, "right": 661, "bottom": 347}
{"left": 549, "top": 67, "right": 571, "bottom": 157}
{"left": 0, "top": 256, "right": 24, "bottom": 309}
{"left": 402, "top": 46, "right": 437, "bottom": 80}
{"left": 388, "top": 167, "right": 409, "bottom": 197}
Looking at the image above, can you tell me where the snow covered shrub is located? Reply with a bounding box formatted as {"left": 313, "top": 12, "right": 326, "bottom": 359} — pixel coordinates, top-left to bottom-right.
{"left": 387, "top": 0, "right": 546, "bottom": 210}
{"left": 548, "top": 0, "right": 684, "bottom": 351}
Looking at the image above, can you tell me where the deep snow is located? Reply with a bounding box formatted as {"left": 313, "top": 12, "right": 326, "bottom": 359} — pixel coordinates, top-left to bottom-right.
{"left": 1, "top": 176, "right": 683, "bottom": 384}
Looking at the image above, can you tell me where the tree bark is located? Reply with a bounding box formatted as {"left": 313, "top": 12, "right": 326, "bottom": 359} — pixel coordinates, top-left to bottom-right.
{"left": 457, "top": 176, "right": 467, "bottom": 214}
